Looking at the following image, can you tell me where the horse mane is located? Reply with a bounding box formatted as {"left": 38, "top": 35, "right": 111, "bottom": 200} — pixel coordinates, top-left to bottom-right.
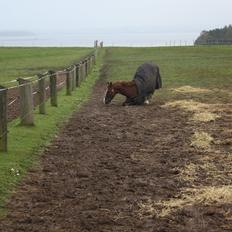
{"left": 112, "top": 80, "right": 136, "bottom": 88}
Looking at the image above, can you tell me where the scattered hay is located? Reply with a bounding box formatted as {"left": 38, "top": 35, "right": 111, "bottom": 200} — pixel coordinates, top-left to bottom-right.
{"left": 159, "top": 186, "right": 232, "bottom": 217}
{"left": 137, "top": 199, "right": 157, "bottom": 218}
{"left": 190, "top": 186, "right": 232, "bottom": 205}
{"left": 137, "top": 197, "right": 189, "bottom": 218}
{"left": 178, "top": 156, "right": 229, "bottom": 184}
{"left": 138, "top": 186, "right": 232, "bottom": 218}
{"left": 178, "top": 154, "right": 232, "bottom": 187}
{"left": 190, "top": 131, "right": 213, "bottom": 149}
{"left": 156, "top": 198, "right": 188, "bottom": 217}
{"left": 164, "top": 100, "right": 208, "bottom": 112}
{"left": 172, "top": 85, "right": 212, "bottom": 94}
{"left": 177, "top": 163, "right": 198, "bottom": 182}
{"left": 192, "top": 112, "right": 220, "bottom": 122}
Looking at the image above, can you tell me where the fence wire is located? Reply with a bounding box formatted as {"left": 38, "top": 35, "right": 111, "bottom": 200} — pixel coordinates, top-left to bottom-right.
{"left": 0, "top": 50, "right": 97, "bottom": 142}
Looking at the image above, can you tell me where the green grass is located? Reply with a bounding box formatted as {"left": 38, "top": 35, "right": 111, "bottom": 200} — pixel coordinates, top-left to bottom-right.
{"left": 0, "top": 52, "right": 102, "bottom": 217}
{"left": 103, "top": 46, "right": 232, "bottom": 104}
{"left": 0, "top": 47, "right": 93, "bottom": 84}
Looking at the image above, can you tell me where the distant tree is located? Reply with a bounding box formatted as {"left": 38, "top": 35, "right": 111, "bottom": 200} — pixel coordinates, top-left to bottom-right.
{"left": 194, "top": 25, "right": 232, "bottom": 45}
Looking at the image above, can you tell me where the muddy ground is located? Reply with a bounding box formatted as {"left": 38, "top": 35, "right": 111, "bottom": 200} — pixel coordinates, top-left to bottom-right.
{"left": 0, "top": 66, "right": 231, "bottom": 231}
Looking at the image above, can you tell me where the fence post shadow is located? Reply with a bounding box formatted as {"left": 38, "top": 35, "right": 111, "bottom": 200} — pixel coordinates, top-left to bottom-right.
{"left": 48, "top": 70, "right": 58, "bottom": 107}
{"left": 65, "top": 69, "right": 72, "bottom": 96}
{"left": 37, "top": 73, "right": 46, "bottom": 114}
{"left": 0, "top": 86, "right": 8, "bottom": 152}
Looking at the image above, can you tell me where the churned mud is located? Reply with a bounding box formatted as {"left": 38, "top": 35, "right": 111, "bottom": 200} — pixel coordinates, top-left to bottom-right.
{"left": 0, "top": 65, "right": 231, "bottom": 231}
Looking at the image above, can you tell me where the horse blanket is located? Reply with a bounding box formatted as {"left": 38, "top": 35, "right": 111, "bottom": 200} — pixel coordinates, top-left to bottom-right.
{"left": 132, "top": 62, "right": 162, "bottom": 104}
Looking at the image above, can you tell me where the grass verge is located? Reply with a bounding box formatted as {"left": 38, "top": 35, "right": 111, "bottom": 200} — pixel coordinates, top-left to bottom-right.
{"left": 0, "top": 63, "right": 100, "bottom": 217}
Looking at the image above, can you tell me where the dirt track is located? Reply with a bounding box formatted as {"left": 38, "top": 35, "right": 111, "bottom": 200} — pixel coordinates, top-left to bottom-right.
{"left": 0, "top": 65, "right": 231, "bottom": 231}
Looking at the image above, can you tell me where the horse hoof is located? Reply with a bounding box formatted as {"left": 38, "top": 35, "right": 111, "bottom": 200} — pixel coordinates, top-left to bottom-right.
{"left": 144, "top": 100, "right": 150, "bottom": 105}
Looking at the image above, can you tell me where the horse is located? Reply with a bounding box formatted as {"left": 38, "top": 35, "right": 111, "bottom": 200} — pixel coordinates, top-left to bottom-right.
{"left": 103, "top": 62, "right": 162, "bottom": 106}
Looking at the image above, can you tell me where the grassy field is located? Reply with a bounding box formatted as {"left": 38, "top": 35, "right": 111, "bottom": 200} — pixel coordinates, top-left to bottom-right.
{"left": 0, "top": 47, "right": 93, "bottom": 84}
{"left": 0, "top": 48, "right": 102, "bottom": 216}
{"left": 104, "top": 46, "right": 232, "bottom": 103}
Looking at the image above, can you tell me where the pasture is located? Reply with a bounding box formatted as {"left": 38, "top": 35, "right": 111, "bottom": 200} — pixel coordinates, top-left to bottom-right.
{"left": 0, "top": 47, "right": 93, "bottom": 83}
{"left": 106, "top": 46, "right": 232, "bottom": 103}
{"left": 0, "top": 46, "right": 231, "bottom": 231}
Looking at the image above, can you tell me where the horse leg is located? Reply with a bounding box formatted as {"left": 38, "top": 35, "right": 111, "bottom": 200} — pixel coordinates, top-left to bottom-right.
{"left": 128, "top": 96, "right": 145, "bottom": 105}
{"left": 122, "top": 97, "right": 133, "bottom": 106}
{"left": 144, "top": 93, "right": 153, "bottom": 105}
{"left": 123, "top": 97, "right": 140, "bottom": 106}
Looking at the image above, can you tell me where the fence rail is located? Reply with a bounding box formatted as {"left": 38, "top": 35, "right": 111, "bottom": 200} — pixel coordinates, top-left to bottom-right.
{"left": 0, "top": 48, "right": 98, "bottom": 152}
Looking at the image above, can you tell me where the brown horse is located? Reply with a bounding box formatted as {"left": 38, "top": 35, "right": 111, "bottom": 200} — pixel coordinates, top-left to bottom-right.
{"left": 103, "top": 80, "right": 143, "bottom": 106}
{"left": 103, "top": 62, "right": 162, "bottom": 106}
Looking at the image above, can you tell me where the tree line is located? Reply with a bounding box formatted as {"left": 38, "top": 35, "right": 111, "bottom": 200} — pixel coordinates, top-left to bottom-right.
{"left": 194, "top": 25, "right": 232, "bottom": 45}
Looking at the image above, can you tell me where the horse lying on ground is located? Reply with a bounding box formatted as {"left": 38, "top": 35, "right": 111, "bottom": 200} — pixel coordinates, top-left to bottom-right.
{"left": 103, "top": 61, "right": 162, "bottom": 106}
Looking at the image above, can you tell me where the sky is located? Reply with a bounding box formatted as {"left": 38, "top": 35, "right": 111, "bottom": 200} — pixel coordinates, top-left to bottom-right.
{"left": 0, "top": 0, "right": 231, "bottom": 33}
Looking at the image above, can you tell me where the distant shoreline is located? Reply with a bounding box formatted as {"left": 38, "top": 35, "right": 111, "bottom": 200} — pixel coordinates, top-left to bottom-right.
{"left": 0, "top": 31, "right": 198, "bottom": 47}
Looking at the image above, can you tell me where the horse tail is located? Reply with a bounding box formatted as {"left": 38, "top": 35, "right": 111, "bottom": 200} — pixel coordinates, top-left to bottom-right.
{"left": 156, "top": 67, "right": 162, "bottom": 89}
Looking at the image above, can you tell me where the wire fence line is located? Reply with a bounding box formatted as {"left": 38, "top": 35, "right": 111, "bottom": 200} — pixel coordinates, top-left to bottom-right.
{"left": 3, "top": 46, "right": 98, "bottom": 89}
{"left": 8, "top": 97, "right": 19, "bottom": 106}
{"left": 0, "top": 47, "right": 99, "bottom": 152}
{"left": 12, "top": 84, "right": 70, "bottom": 123}
{"left": 3, "top": 76, "right": 36, "bottom": 85}
{"left": 6, "top": 50, "right": 97, "bottom": 105}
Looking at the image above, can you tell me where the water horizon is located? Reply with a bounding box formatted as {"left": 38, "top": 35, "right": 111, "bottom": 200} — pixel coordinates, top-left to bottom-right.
{"left": 0, "top": 30, "right": 199, "bottom": 47}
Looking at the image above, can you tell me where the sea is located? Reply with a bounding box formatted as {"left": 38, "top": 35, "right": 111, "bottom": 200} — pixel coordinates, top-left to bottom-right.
{"left": 0, "top": 30, "right": 199, "bottom": 47}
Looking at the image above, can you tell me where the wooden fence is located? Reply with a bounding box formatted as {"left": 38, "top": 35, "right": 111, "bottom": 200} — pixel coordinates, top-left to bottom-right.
{"left": 0, "top": 49, "right": 97, "bottom": 152}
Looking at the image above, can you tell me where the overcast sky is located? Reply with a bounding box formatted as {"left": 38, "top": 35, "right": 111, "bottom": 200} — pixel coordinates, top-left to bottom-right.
{"left": 0, "top": 0, "right": 231, "bottom": 33}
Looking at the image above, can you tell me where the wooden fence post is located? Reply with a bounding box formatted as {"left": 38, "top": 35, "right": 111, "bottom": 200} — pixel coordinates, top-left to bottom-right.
{"left": 81, "top": 61, "right": 85, "bottom": 81}
{"left": 37, "top": 74, "right": 46, "bottom": 114}
{"left": 78, "top": 63, "right": 82, "bottom": 83}
{"left": 66, "top": 70, "right": 72, "bottom": 96}
{"left": 88, "top": 57, "right": 91, "bottom": 72}
{"left": 72, "top": 66, "right": 76, "bottom": 91}
{"left": 0, "top": 86, "right": 7, "bottom": 152}
{"left": 90, "top": 55, "right": 95, "bottom": 69}
{"left": 17, "top": 78, "right": 34, "bottom": 126}
{"left": 93, "top": 54, "right": 96, "bottom": 65}
{"left": 88, "top": 56, "right": 92, "bottom": 74}
{"left": 76, "top": 64, "right": 81, "bottom": 87}
{"left": 48, "top": 70, "right": 58, "bottom": 107}
{"left": 85, "top": 59, "right": 88, "bottom": 77}
{"left": 88, "top": 57, "right": 91, "bottom": 73}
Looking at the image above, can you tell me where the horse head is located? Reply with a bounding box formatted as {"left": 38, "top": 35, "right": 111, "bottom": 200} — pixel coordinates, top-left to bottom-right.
{"left": 103, "top": 82, "right": 117, "bottom": 104}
